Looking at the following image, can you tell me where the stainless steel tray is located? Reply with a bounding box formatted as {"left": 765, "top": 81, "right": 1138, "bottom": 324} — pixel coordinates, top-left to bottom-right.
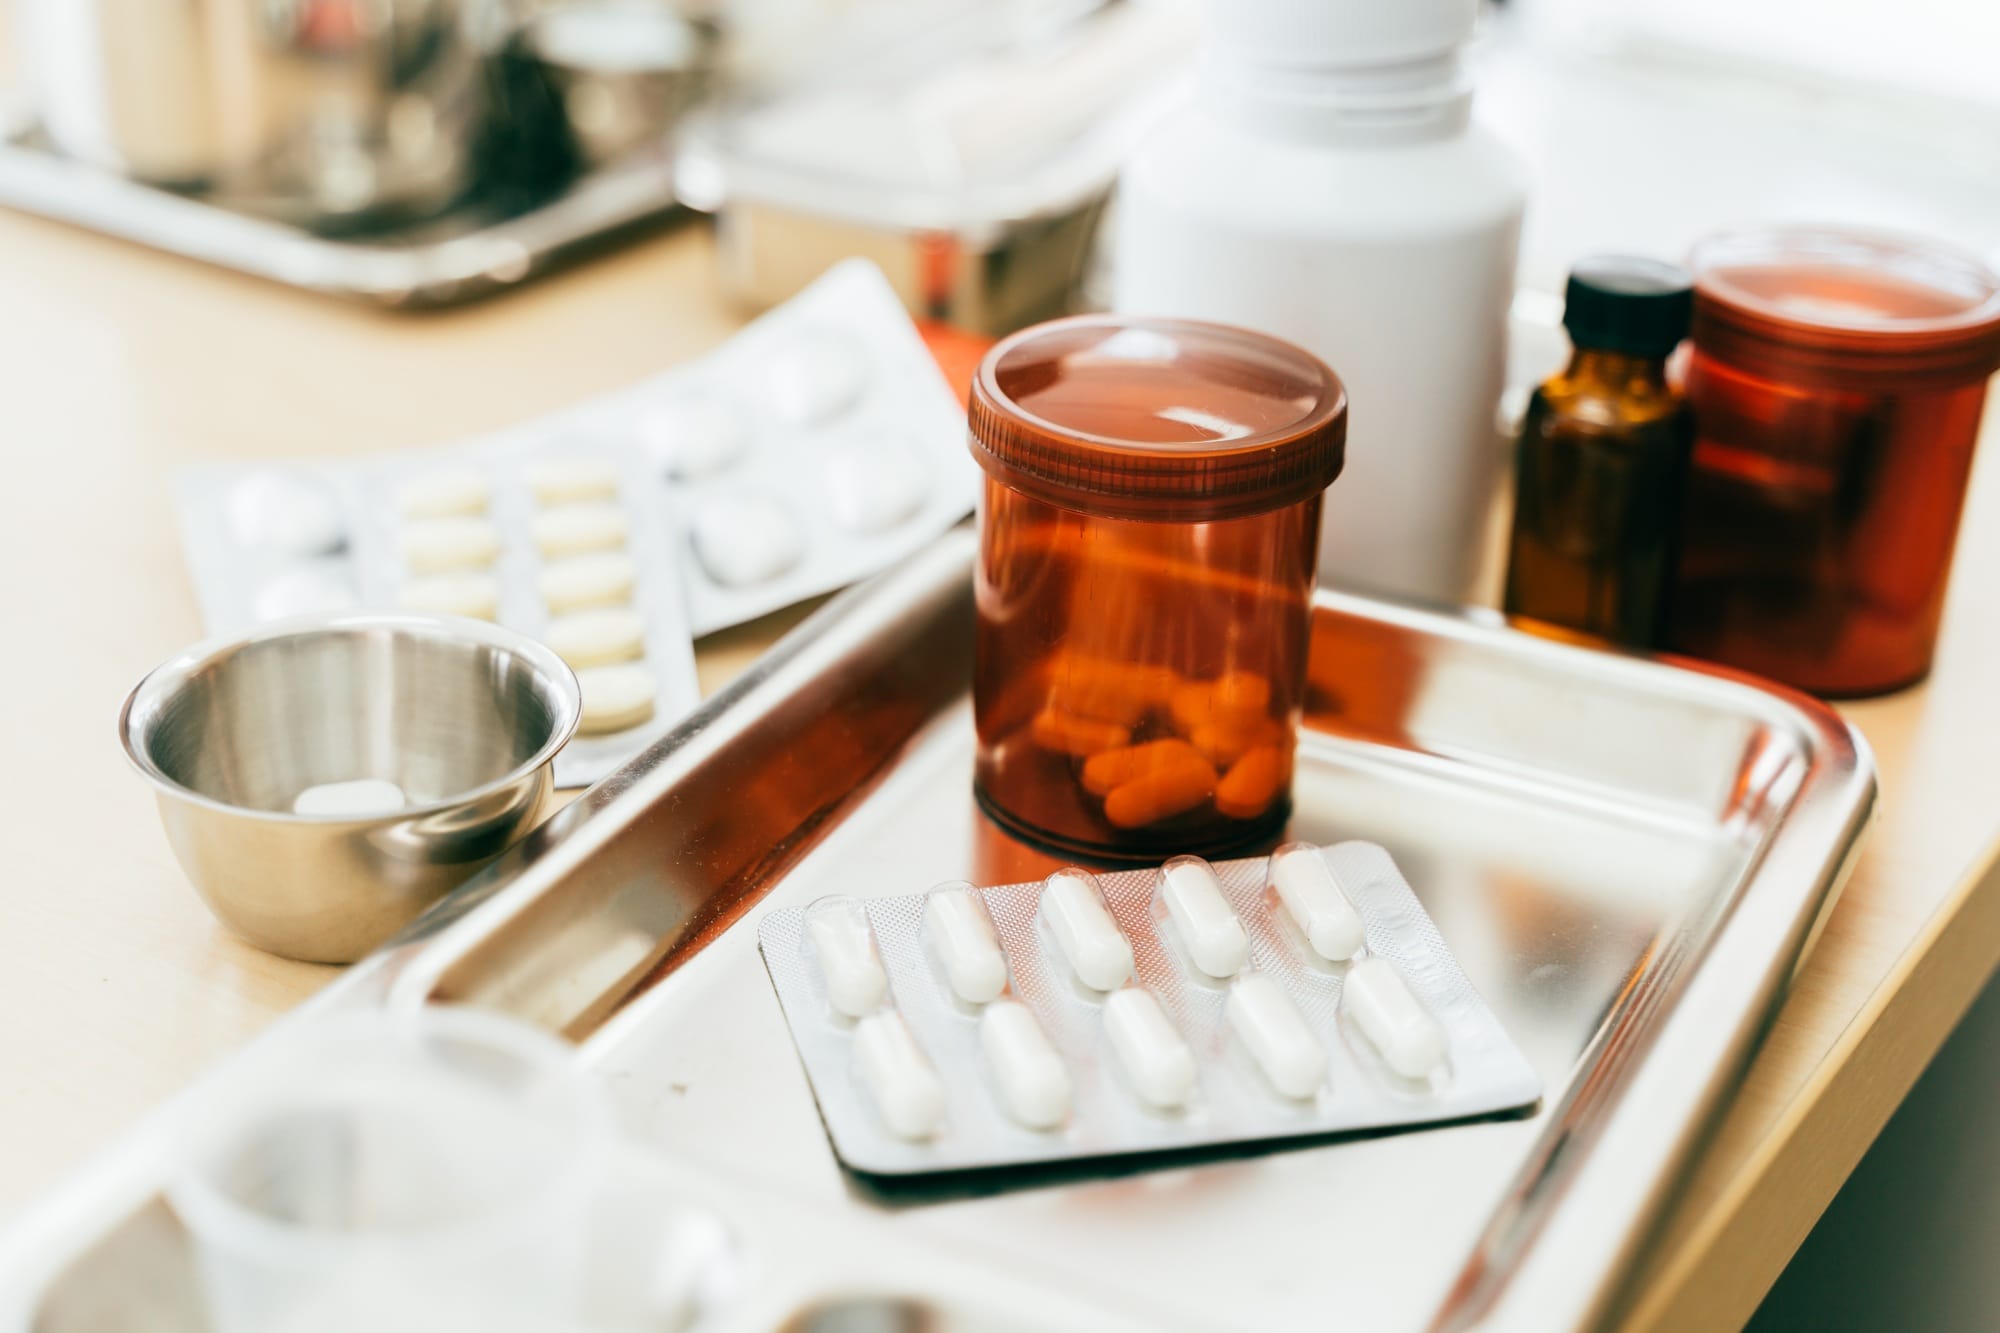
{"left": 0, "top": 126, "right": 683, "bottom": 307}
{"left": 2, "top": 528, "right": 1874, "bottom": 1332}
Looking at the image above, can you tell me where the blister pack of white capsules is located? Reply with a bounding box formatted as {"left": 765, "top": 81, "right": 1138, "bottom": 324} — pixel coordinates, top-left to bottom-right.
{"left": 172, "top": 260, "right": 977, "bottom": 785}
{"left": 757, "top": 842, "right": 1541, "bottom": 1177}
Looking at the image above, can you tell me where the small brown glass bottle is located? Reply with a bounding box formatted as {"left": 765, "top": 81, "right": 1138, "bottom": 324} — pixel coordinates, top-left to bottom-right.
{"left": 1504, "top": 257, "right": 1694, "bottom": 648}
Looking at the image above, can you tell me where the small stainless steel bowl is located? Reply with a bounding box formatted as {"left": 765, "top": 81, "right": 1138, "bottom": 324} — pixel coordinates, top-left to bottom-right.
{"left": 120, "top": 615, "right": 581, "bottom": 964}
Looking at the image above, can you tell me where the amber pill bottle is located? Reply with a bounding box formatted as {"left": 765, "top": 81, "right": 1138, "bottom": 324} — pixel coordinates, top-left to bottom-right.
{"left": 1669, "top": 228, "right": 2000, "bottom": 697}
{"left": 966, "top": 316, "right": 1347, "bottom": 861}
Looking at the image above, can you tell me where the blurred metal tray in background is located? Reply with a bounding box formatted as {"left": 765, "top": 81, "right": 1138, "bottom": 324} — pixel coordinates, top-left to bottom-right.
{"left": 0, "top": 126, "right": 685, "bottom": 308}
{"left": 5, "top": 529, "right": 1874, "bottom": 1331}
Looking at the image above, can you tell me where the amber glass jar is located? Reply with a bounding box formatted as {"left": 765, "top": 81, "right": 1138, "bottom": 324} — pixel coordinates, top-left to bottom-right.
{"left": 1669, "top": 228, "right": 2000, "bottom": 696}
{"left": 967, "top": 316, "right": 1346, "bottom": 860}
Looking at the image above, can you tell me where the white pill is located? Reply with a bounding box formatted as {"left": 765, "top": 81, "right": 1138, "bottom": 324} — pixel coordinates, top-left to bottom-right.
{"left": 574, "top": 662, "right": 656, "bottom": 734}
{"left": 823, "top": 440, "right": 927, "bottom": 534}
{"left": 538, "top": 550, "right": 638, "bottom": 612}
{"left": 227, "top": 471, "right": 345, "bottom": 556}
{"left": 770, "top": 332, "right": 867, "bottom": 424}
{"left": 252, "top": 564, "right": 356, "bottom": 621}
{"left": 690, "top": 494, "right": 803, "bottom": 588}
{"left": 1227, "top": 972, "right": 1326, "bottom": 1099}
{"left": 396, "top": 467, "right": 490, "bottom": 519}
{"left": 1345, "top": 956, "right": 1448, "bottom": 1080}
{"left": 1104, "top": 988, "right": 1198, "bottom": 1110}
{"left": 980, "top": 1000, "right": 1070, "bottom": 1130}
{"left": 646, "top": 396, "right": 751, "bottom": 480}
{"left": 531, "top": 502, "right": 628, "bottom": 557}
{"left": 400, "top": 571, "right": 500, "bottom": 620}
{"left": 402, "top": 516, "right": 501, "bottom": 573}
{"left": 528, "top": 456, "right": 620, "bottom": 505}
{"left": 1270, "top": 843, "right": 1365, "bottom": 962}
{"left": 806, "top": 898, "right": 888, "bottom": 1019}
{"left": 291, "top": 778, "right": 406, "bottom": 818}
{"left": 544, "top": 606, "right": 646, "bottom": 667}
{"left": 923, "top": 883, "right": 1007, "bottom": 1005}
{"left": 1159, "top": 856, "right": 1250, "bottom": 979}
{"left": 1040, "top": 869, "right": 1133, "bottom": 992}
{"left": 853, "top": 1011, "right": 946, "bottom": 1141}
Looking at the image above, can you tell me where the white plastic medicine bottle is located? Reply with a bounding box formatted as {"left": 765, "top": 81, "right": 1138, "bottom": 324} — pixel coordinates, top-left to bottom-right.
{"left": 1113, "top": 0, "right": 1525, "bottom": 605}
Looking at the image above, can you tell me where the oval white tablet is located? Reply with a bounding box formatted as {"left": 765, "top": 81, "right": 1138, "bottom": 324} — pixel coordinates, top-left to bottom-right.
{"left": 531, "top": 502, "right": 628, "bottom": 557}
{"left": 980, "top": 1000, "right": 1070, "bottom": 1130}
{"left": 923, "top": 883, "right": 1008, "bottom": 1005}
{"left": 1269, "top": 843, "right": 1365, "bottom": 962}
{"left": 1104, "top": 987, "right": 1198, "bottom": 1110}
{"left": 538, "top": 551, "right": 638, "bottom": 613}
{"left": 228, "top": 471, "right": 346, "bottom": 557}
{"left": 1040, "top": 869, "right": 1133, "bottom": 992}
{"left": 645, "top": 395, "right": 751, "bottom": 480}
{"left": 823, "top": 439, "right": 928, "bottom": 534}
{"left": 401, "top": 515, "right": 501, "bottom": 573}
{"left": 574, "top": 662, "right": 656, "bottom": 734}
{"left": 806, "top": 898, "right": 889, "bottom": 1019}
{"left": 770, "top": 331, "right": 867, "bottom": 425}
{"left": 1159, "top": 855, "right": 1250, "bottom": 979}
{"left": 252, "top": 564, "right": 356, "bottom": 621}
{"left": 291, "top": 778, "right": 406, "bottom": 818}
{"left": 1344, "top": 956, "right": 1448, "bottom": 1080}
{"left": 527, "top": 456, "right": 620, "bottom": 505}
{"left": 396, "top": 467, "right": 490, "bottom": 519}
{"left": 544, "top": 606, "right": 646, "bottom": 668}
{"left": 690, "top": 493, "right": 803, "bottom": 588}
{"left": 853, "top": 1011, "right": 946, "bottom": 1141}
{"left": 400, "top": 571, "right": 501, "bottom": 620}
{"left": 1227, "top": 971, "right": 1326, "bottom": 1099}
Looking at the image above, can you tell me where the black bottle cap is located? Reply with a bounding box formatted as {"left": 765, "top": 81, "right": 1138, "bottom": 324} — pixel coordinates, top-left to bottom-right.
{"left": 1562, "top": 256, "right": 1693, "bottom": 357}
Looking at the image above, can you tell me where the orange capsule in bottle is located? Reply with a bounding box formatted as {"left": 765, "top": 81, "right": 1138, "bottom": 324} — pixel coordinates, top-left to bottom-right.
{"left": 1030, "top": 708, "right": 1131, "bottom": 757}
{"left": 1214, "top": 745, "right": 1290, "bottom": 820}
{"left": 1082, "top": 739, "right": 1216, "bottom": 799}
{"left": 1103, "top": 750, "right": 1220, "bottom": 829}
{"left": 969, "top": 316, "right": 1346, "bottom": 859}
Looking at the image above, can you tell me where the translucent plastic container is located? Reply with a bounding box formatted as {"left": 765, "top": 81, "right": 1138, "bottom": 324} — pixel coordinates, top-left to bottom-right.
{"left": 967, "top": 316, "right": 1346, "bottom": 860}
{"left": 1669, "top": 228, "right": 2000, "bottom": 696}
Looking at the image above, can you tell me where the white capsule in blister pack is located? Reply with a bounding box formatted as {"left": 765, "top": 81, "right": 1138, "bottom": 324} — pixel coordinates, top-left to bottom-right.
{"left": 980, "top": 1000, "right": 1071, "bottom": 1130}
{"left": 1227, "top": 971, "right": 1326, "bottom": 1100}
{"left": 758, "top": 842, "right": 1542, "bottom": 1179}
{"left": 1040, "top": 869, "right": 1134, "bottom": 992}
{"left": 1345, "top": 956, "right": 1448, "bottom": 1081}
{"left": 805, "top": 896, "right": 889, "bottom": 1020}
{"left": 1269, "top": 840, "right": 1365, "bottom": 962}
{"left": 854, "top": 1011, "right": 946, "bottom": 1141}
{"left": 1158, "top": 855, "right": 1249, "bottom": 979}
{"left": 923, "top": 882, "right": 1008, "bottom": 1005}
{"left": 1103, "top": 987, "right": 1198, "bottom": 1110}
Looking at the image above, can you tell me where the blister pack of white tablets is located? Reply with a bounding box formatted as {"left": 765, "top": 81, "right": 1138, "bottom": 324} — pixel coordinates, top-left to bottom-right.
{"left": 176, "top": 441, "right": 701, "bottom": 788}
{"left": 757, "top": 841, "right": 1542, "bottom": 1178}
{"left": 172, "top": 260, "right": 977, "bottom": 785}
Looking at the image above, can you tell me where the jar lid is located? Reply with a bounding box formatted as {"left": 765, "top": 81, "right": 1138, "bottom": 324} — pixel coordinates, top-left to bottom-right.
{"left": 1690, "top": 227, "right": 2000, "bottom": 390}
{"left": 967, "top": 316, "right": 1347, "bottom": 523}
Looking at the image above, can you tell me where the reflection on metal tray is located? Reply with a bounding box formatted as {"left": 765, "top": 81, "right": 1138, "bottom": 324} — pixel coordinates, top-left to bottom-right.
{"left": 0, "top": 125, "right": 685, "bottom": 307}
{"left": 9, "top": 528, "right": 1873, "bottom": 1331}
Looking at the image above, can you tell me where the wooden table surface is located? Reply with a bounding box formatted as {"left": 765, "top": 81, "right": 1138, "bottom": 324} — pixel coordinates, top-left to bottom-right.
{"left": 3, "top": 211, "right": 1998, "bottom": 1331}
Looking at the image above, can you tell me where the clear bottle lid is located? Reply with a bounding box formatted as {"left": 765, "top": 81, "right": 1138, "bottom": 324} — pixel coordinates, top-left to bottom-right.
{"left": 967, "top": 316, "right": 1347, "bottom": 524}
{"left": 1690, "top": 227, "right": 2000, "bottom": 390}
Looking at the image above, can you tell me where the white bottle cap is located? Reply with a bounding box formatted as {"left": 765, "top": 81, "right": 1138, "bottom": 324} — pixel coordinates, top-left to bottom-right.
{"left": 1203, "top": 0, "right": 1477, "bottom": 70}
